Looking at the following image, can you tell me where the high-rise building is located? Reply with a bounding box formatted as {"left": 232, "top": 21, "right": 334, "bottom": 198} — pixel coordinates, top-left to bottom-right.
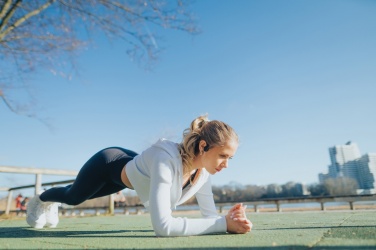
{"left": 357, "top": 153, "right": 376, "bottom": 189}
{"left": 328, "top": 141, "right": 361, "bottom": 179}
{"left": 319, "top": 142, "right": 376, "bottom": 193}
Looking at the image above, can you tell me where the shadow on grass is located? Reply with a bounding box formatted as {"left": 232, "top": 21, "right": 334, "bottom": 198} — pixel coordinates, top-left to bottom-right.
{"left": 168, "top": 248, "right": 376, "bottom": 250}
{"left": 257, "top": 225, "right": 376, "bottom": 230}
{"left": 1, "top": 227, "right": 375, "bottom": 249}
{"left": 0, "top": 227, "right": 155, "bottom": 238}
{"left": 257, "top": 225, "right": 376, "bottom": 240}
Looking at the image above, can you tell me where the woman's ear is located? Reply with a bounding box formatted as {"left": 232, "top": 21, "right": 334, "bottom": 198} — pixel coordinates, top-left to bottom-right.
{"left": 199, "top": 140, "right": 207, "bottom": 153}
{"left": 199, "top": 140, "right": 209, "bottom": 152}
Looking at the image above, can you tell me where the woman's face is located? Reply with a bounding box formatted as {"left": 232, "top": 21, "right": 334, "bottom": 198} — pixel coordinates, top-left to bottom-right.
{"left": 200, "top": 140, "right": 238, "bottom": 175}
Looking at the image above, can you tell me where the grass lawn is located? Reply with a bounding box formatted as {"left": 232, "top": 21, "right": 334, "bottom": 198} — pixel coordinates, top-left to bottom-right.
{"left": 1, "top": 210, "right": 375, "bottom": 249}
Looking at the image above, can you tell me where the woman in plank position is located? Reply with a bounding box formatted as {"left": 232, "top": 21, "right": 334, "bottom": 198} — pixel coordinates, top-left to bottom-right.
{"left": 27, "top": 114, "right": 252, "bottom": 236}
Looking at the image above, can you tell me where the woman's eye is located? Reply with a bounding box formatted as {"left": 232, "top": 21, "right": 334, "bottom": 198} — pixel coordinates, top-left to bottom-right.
{"left": 220, "top": 155, "right": 232, "bottom": 159}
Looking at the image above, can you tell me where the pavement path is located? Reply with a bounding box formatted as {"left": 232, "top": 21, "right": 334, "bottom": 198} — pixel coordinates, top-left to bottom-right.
{"left": 1, "top": 210, "right": 375, "bottom": 249}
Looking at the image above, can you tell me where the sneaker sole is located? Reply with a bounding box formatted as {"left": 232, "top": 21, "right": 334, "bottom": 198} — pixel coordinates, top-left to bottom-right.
{"left": 46, "top": 224, "right": 57, "bottom": 228}
{"left": 45, "top": 221, "right": 59, "bottom": 228}
{"left": 26, "top": 218, "right": 45, "bottom": 229}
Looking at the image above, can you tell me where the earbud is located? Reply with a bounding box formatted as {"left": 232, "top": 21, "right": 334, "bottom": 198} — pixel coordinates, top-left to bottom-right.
{"left": 203, "top": 145, "right": 209, "bottom": 152}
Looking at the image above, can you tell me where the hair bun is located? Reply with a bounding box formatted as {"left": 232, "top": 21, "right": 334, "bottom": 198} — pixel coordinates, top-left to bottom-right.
{"left": 190, "top": 114, "right": 209, "bottom": 132}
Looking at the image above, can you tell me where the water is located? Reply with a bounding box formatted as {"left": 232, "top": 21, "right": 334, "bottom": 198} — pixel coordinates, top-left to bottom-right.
{"left": 58, "top": 201, "right": 376, "bottom": 216}
{"left": 176, "top": 201, "right": 376, "bottom": 212}
{"left": 135, "top": 200, "right": 376, "bottom": 212}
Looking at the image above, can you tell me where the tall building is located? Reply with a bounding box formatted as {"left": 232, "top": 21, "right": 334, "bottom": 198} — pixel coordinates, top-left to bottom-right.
{"left": 328, "top": 141, "right": 361, "bottom": 179}
{"left": 357, "top": 153, "right": 376, "bottom": 189}
{"left": 319, "top": 142, "right": 376, "bottom": 193}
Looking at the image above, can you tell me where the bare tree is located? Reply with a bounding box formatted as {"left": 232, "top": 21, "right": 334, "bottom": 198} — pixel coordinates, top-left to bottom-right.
{"left": 243, "top": 184, "right": 266, "bottom": 200}
{"left": 265, "top": 183, "right": 282, "bottom": 198}
{"left": 307, "top": 183, "right": 329, "bottom": 197}
{"left": 0, "top": 0, "right": 199, "bottom": 118}
{"left": 323, "top": 177, "right": 359, "bottom": 196}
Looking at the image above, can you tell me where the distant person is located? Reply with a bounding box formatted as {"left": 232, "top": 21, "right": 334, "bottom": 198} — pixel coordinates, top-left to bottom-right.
{"left": 26, "top": 115, "right": 252, "bottom": 236}
{"left": 15, "top": 194, "right": 23, "bottom": 216}
{"left": 20, "top": 197, "right": 29, "bottom": 211}
{"left": 15, "top": 194, "right": 23, "bottom": 211}
{"left": 113, "top": 191, "right": 126, "bottom": 207}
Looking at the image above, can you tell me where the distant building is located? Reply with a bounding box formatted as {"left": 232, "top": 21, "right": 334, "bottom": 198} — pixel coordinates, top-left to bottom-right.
{"left": 328, "top": 141, "right": 361, "bottom": 179}
{"left": 357, "top": 153, "right": 376, "bottom": 190}
{"left": 319, "top": 142, "right": 375, "bottom": 194}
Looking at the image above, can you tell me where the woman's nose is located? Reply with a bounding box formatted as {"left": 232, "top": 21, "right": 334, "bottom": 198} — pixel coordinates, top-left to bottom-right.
{"left": 222, "top": 160, "right": 228, "bottom": 168}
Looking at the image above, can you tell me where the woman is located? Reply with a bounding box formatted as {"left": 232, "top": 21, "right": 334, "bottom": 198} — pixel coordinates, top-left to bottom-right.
{"left": 26, "top": 115, "right": 252, "bottom": 236}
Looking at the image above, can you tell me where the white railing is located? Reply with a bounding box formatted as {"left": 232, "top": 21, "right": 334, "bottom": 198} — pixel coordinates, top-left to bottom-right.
{"left": 2, "top": 166, "right": 376, "bottom": 216}
{"left": 215, "top": 194, "right": 376, "bottom": 213}
{"left": 0, "top": 165, "right": 78, "bottom": 194}
{"left": 0, "top": 165, "right": 83, "bottom": 215}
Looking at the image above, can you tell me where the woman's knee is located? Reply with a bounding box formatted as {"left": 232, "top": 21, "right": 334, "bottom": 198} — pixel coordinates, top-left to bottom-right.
{"left": 64, "top": 196, "right": 86, "bottom": 206}
{"left": 63, "top": 189, "right": 87, "bottom": 206}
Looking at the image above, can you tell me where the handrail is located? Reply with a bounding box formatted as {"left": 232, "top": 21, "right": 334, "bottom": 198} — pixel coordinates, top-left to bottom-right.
{"left": 0, "top": 165, "right": 78, "bottom": 175}
{"left": 0, "top": 177, "right": 117, "bottom": 216}
{"left": 0, "top": 165, "right": 81, "bottom": 215}
{"left": 6, "top": 179, "right": 76, "bottom": 191}
{"left": 215, "top": 194, "right": 376, "bottom": 212}
{"left": 2, "top": 166, "right": 376, "bottom": 216}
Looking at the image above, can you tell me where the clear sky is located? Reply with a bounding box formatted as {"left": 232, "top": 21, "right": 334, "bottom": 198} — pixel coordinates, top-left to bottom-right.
{"left": 1, "top": 0, "right": 376, "bottom": 196}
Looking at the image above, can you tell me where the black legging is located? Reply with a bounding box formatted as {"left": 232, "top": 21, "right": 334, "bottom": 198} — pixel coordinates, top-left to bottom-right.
{"left": 40, "top": 147, "right": 138, "bottom": 205}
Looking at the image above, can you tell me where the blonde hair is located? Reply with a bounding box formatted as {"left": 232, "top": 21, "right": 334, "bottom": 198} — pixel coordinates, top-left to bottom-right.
{"left": 179, "top": 114, "right": 239, "bottom": 175}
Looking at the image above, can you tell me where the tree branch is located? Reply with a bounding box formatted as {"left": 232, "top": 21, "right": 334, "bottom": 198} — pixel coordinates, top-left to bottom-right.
{"left": 0, "top": 0, "right": 13, "bottom": 20}
{"left": 0, "top": 88, "right": 54, "bottom": 130}
{"left": 0, "top": 0, "right": 199, "bottom": 123}
{"left": 0, "top": 0, "right": 55, "bottom": 41}
{"left": 0, "top": 0, "right": 22, "bottom": 34}
{"left": 0, "top": 88, "right": 18, "bottom": 113}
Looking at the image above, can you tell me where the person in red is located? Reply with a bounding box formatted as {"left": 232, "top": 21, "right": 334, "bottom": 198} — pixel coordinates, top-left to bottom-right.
{"left": 15, "top": 194, "right": 23, "bottom": 210}
{"left": 15, "top": 194, "right": 23, "bottom": 216}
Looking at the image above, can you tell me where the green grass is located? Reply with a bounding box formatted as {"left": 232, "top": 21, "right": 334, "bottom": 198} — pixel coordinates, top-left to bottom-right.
{"left": 1, "top": 210, "right": 376, "bottom": 249}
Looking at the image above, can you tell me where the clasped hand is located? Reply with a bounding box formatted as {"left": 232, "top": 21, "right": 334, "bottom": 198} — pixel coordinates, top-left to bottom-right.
{"left": 225, "top": 203, "right": 252, "bottom": 234}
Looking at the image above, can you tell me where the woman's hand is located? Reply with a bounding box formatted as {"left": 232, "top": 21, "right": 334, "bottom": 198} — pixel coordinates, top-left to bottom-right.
{"left": 226, "top": 203, "right": 252, "bottom": 234}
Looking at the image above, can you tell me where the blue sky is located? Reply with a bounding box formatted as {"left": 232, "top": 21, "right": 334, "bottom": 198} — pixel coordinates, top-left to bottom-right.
{"left": 1, "top": 0, "right": 376, "bottom": 196}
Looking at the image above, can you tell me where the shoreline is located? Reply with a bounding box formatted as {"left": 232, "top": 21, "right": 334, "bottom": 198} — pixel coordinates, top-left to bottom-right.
{"left": 2, "top": 197, "right": 376, "bottom": 218}
{"left": 1, "top": 205, "right": 376, "bottom": 220}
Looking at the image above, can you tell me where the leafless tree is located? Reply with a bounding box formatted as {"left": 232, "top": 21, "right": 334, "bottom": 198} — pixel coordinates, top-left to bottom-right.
{"left": 243, "top": 184, "right": 266, "bottom": 200}
{"left": 307, "top": 183, "right": 329, "bottom": 196}
{"left": 265, "top": 183, "right": 282, "bottom": 198}
{"left": 0, "top": 0, "right": 199, "bottom": 119}
{"left": 323, "top": 177, "right": 359, "bottom": 196}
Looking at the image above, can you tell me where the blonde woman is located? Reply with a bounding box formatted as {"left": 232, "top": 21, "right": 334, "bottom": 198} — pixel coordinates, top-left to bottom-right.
{"left": 26, "top": 115, "right": 252, "bottom": 236}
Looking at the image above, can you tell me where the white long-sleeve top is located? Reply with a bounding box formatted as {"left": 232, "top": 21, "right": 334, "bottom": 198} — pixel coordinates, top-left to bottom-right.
{"left": 125, "top": 138, "right": 227, "bottom": 237}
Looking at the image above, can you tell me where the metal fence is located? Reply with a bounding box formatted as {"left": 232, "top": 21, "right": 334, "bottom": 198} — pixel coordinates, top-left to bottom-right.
{"left": 0, "top": 165, "right": 82, "bottom": 215}
{"left": 216, "top": 194, "right": 376, "bottom": 213}
{"left": 2, "top": 165, "right": 376, "bottom": 216}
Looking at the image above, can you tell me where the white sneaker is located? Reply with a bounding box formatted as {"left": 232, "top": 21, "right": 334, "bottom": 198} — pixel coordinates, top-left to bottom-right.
{"left": 26, "top": 195, "right": 46, "bottom": 229}
{"left": 45, "top": 202, "right": 60, "bottom": 228}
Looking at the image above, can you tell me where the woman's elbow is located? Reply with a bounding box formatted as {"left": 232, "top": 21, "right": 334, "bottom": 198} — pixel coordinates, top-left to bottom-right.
{"left": 154, "top": 225, "right": 172, "bottom": 237}
{"left": 151, "top": 215, "right": 187, "bottom": 237}
{"left": 153, "top": 220, "right": 185, "bottom": 237}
